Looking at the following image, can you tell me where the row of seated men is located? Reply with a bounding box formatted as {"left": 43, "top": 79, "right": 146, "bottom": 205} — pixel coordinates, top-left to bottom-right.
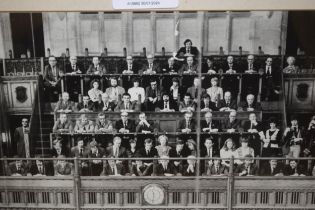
{"left": 6, "top": 136, "right": 312, "bottom": 177}
{"left": 54, "top": 86, "right": 262, "bottom": 114}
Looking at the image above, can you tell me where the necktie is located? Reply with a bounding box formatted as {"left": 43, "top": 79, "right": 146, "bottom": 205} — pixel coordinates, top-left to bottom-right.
{"left": 226, "top": 101, "right": 230, "bottom": 107}
{"left": 72, "top": 65, "right": 75, "bottom": 70}
{"left": 271, "top": 167, "right": 274, "bottom": 174}
{"left": 216, "top": 166, "right": 219, "bottom": 174}
{"left": 128, "top": 65, "right": 132, "bottom": 70}
{"left": 84, "top": 104, "right": 87, "bottom": 109}
{"left": 124, "top": 121, "right": 127, "bottom": 128}
{"left": 229, "top": 64, "right": 233, "bottom": 70}
{"left": 186, "top": 121, "right": 189, "bottom": 129}
{"left": 17, "top": 167, "right": 21, "bottom": 172}
{"left": 208, "top": 149, "right": 212, "bottom": 157}
{"left": 187, "top": 48, "right": 190, "bottom": 54}
{"left": 164, "top": 102, "right": 167, "bottom": 109}
{"left": 116, "top": 147, "right": 119, "bottom": 157}
{"left": 149, "top": 63, "right": 152, "bottom": 69}
{"left": 247, "top": 166, "right": 250, "bottom": 175}
{"left": 146, "top": 149, "right": 149, "bottom": 155}
{"left": 195, "top": 88, "right": 198, "bottom": 98}
{"left": 39, "top": 166, "right": 42, "bottom": 174}
{"left": 80, "top": 148, "right": 83, "bottom": 155}
{"left": 250, "top": 123, "right": 253, "bottom": 130}
{"left": 112, "top": 167, "right": 115, "bottom": 174}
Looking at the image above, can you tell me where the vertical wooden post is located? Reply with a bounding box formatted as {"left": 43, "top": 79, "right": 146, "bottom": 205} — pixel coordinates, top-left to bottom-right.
{"left": 237, "top": 74, "right": 242, "bottom": 105}
{"left": 2, "top": 59, "right": 6, "bottom": 76}
{"left": 40, "top": 57, "right": 44, "bottom": 75}
{"left": 257, "top": 74, "right": 262, "bottom": 103}
{"left": 73, "top": 157, "right": 81, "bottom": 210}
{"left": 227, "top": 156, "right": 234, "bottom": 210}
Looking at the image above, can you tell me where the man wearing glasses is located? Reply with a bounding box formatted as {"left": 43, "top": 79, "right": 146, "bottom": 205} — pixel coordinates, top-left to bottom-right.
{"left": 115, "top": 111, "right": 136, "bottom": 134}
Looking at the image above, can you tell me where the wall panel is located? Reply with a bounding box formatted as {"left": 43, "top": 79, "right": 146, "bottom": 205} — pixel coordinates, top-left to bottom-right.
{"left": 132, "top": 17, "right": 151, "bottom": 54}
{"left": 79, "top": 15, "right": 100, "bottom": 54}
{"left": 104, "top": 18, "right": 123, "bottom": 54}
{"left": 231, "top": 17, "right": 251, "bottom": 53}
{"left": 207, "top": 17, "right": 227, "bottom": 53}
{"left": 179, "top": 16, "right": 199, "bottom": 49}
{"left": 156, "top": 18, "right": 175, "bottom": 54}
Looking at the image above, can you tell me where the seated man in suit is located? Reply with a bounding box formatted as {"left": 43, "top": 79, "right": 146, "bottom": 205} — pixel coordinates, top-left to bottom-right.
{"left": 54, "top": 92, "right": 75, "bottom": 113}
{"left": 105, "top": 77, "right": 126, "bottom": 104}
{"left": 86, "top": 56, "right": 106, "bottom": 75}
{"left": 145, "top": 79, "right": 162, "bottom": 111}
{"left": 106, "top": 136, "right": 127, "bottom": 159}
{"left": 100, "top": 156, "right": 125, "bottom": 176}
{"left": 121, "top": 55, "right": 139, "bottom": 74}
{"left": 29, "top": 156, "right": 54, "bottom": 176}
{"left": 180, "top": 56, "right": 198, "bottom": 74}
{"left": 176, "top": 38, "right": 199, "bottom": 58}
{"left": 50, "top": 138, "right": 70, "bottom": 157}
{"left": 7, "top": 157, "right": 30, "bottom": 176}
{"left": 128, "top": 77, "right": 145, "bottom": 104}
{"left": 162, "top": 57, "right": 180, "bottom": 74}
{"left": 201, "top": 94, "right": 217, "bottom": 112}
{"left": 43, "top": 56, "right": 64, "bottom": 102}
{"left": 65, "top": 56, "right": 83, "bottom": 74}
{"left": 200, "top": 137, "right": 219, "bottom": 174}
{"left": 221, "top": 110, "right": 242, "bottom": 133}
{"left": 186, "top": 77, "right": 206, "bottom": 103}
{"left": 169, "top": 139, "right": 187, "bottom": 174}
{"left": 235, "top": 154, "right": 258, "bottom": 176}
{"left": 142, "top": 54, "right": 160, "bottom": 74}
{"left": 218, "top": 91, "right": 237, "bottom": 112}
{"left": 169, "top": 77, "right": 184, "bottom": 101}
{"left": 70, "top": 137, "right": 90, "bottom": 158}
{"left": 261, "top": 57, "right": 280, "bottom": 101}
{"left": 203, "top": 155, "right": 229, "bottom": 176}
{"left": 201, "top": 111, "right": 220, "bottom": 133}
{"left": 244, "top": 55, "right": 258, "bottom": 73}
{"left": 94, "top": 93, "right": 116, "bottom": 112}
{"left": 224, "top": 55, "right": 238, "bottom": 74}
{"left": 177, "top": 111, "right": 196, "bottom": 133}
{"left": 136, "top": 112, "right": 155, "bottom": 134}
{"left": 179, "top": 93, "right": 196, "bottom": 112}
{"left": 156, "top": 155, "right": 178, "bottom": 176}
{"left": 115, "top": 111, "right": 136, "bottom": 133}
{"left": 260, "top": 158, "right": 284, "bottom": 176}
{"left": 183, "top": 155, "right": 198, "bottom": 176}
{"left": 77, "top": 95, "right": 93, "bottom": 112}
{"left": 283, "top": 159, "right": 306, "bottom": 176}
{"left": 94, "top": 112, "right": 114, "bottom": 133}
{"left": 238, "top": 94, "right": 262, "bottom": 112}
{"left": 283, "top": 56, "right": 299, "bottom": 74}
{"left": 53, "top": 113, "right": 73, "bottom": 133}
{"left": 114, "top": 93, "right": 141, "bottom": 112}
{"left": 54, "top": 155, "right": 73, "bottom": 176}
{"left": 129, "top": 158, "right": 152, "bottom": 176}
{"left": 138, "top": 138, "right": 158, "bottom": 176}
{"left": 155, "top": 92, "right": 178, "bottom": 112}
{"left": 74, "top": 114, "right": 94, "bottom": 133}
{"left": 202, "top": 57, "right": 218, "bottom": 74}
{"left": 88, "top": 140, "right": 106, "bottom": 176}
{"left": 243, "top": 113, "right": 262, "bottom": 134}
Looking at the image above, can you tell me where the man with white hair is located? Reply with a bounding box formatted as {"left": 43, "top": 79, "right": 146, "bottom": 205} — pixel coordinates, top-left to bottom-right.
{"left": 218, "top": 91, "right": 237, "bottom": 111}
{"left": 54, "top": 92, "right": 74, "bottom": 113}
{"left": 121, "top": 55, "right": 139, "bottom": 74}
{"left": 86, "top": 57, "right": 106, "bottom": 75}
{"left": 180, "top": 56, "right": 198, "bottom": 74}
{"left": 162, "top": 57, "right": 179, "bottom": 74}
{"left": 244, "top": 55, "right": 257, "bottom": 73}
{"left": 142, "top": 54, "right": 160, "bottom": 74}
{"left": 239, "top": 94, "right": 262, "bottom": 111}
{"left": 65, "top": 56, "right": 83, "bottom": 74}
{"left": 183, "top": 155, "right": 198, "bottom": 176}
{"left": 156, "top": 155, "right": 178, "bottom": 176}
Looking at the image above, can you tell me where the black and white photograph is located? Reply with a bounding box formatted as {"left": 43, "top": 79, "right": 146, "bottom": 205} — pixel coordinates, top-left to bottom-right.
{"left": 0, "top": 4, "right": 315, "bottom": 209}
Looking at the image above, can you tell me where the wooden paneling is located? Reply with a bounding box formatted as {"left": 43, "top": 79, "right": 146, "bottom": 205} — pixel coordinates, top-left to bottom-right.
{"left": 155, "top": 17, "right": 175, "bottom": 54}
{"left": 207, "top": 17, "right": 227, "bottom": 53}
{"left": 104, "top": 16, "right": 123, "bottom": 54}
{"left": 231, "top": 17, "right": 251, "bottom": 53}
{"left": 79, "top": 15, "right": 100, "bottom": 54}
{"left": 132, "top": 15, "right": 151, "bottom": 54}
{"left": 179, "top": 15, "right": 199, "bottom": 49}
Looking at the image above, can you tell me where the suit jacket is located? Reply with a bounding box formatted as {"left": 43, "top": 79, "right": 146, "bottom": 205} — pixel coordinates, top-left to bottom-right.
{"left": 155, "top": 100, "right": 179, "bottom": 111}
{"left": 204, "top": 164, "right": 229, "bottom": 176}
{"left": 94, "top": 101, "right": 115, "bottom": 112}
{"left": 221, "top": 119, "right": 242, "bottom": 132}
{"left": 70, "top": 146, "right": 90, "bottom": 158}
{"left": 138, "top": 147, "right": 158, "bottom": 163}
{"left": 130, "top": 164, "right": 152, "bottom": 176}
{"left": 162, "top": 63, "right": 180, "bottom": 74}
{"left": 260, "top": 163, "right": 283, "bottom": 176}
{"left": 141, "top": 61, "right": 161, "bottom": 73}
{"left": 200, "top": 100, "right": 218, "bottom": 111}
{"left": 105, "top": 86, "right": 126, "bottom": 103}
{"left": 200, "top": 120, "right": 221, "bottom": 132}
{"left": 88, "top": 147, "right": 106, "bottom": 176}
{"left": 283, "top": 164, "right": 306, "bottom": 176}
{"left": 217, "top": 99, "right": 237, "bottom": 111}
{"left": 114, "top": 101, "right": 141, "bottom": 112}
{"left": 235, "top": 163, "right": 258, "bottom": 176}
{"left": 50, "top": 147, "right": 70, "bottom": 158}
{"left": 86, "top": 64, "right": 106, "bottom": 75}
{"left": 180, "top": 64, "right": 198, "bottom": 74}
{"left": 43, "top": 65, "right": 64, "bottom": 86}
{"left": 176, "top": 46, "right": 199, "bottom": 57}
{"left": 186, "top": 86, "right": 206, "bottom": 100}
{"left": 243, "top": 121, "right": 262, "bottom": 132}
{"left": 77, "top": 101, "right": 94, "bottom": 112}
{"left": 156, "top": 162, "right": 177, "bottom": 176}
{"left": 182, "top": 164, "right": 198, "bottom": 176}
{"left": 179, "top": 101, "right": 196, "bottom": 112}
{"left": 177, "top": 119, "right": 196, "bottom": 132}
{"left": 65, "top": 63, "right": 84, "bottom": 74}
{"left": 136, "top": 121, "right": 155, "bottom": 133}
{"left": 239, "top": 101, "right": 262, "bottom": 111}
{"left": 283, "top": 126, "right": 305, "bottom": 147}
{"left": 14, "top": 127, "right": 30, "bottom": 158}
{"left": 120, "top": 61, "right": 140, "bottom": 74}
{"left": 53, "top": 119, "right": 73, "bottom": 133}
{"left": 106, "top": 146, "right": 127, "bottom": 158}
{"left": 74, "top": 120, "right": 94, "bottom": 133}
{"left": 29, "top": 162, "right": 54, "bottom": 176}
{"left": 200, "top": 147, "right": 219, "bottom": 174}
{"left": 100, "top": 164, "right": 125, "bottom": 176}
{"left": 54, "top": 100, "right": 75, "bottom": 112}
{"left": 94, "top": 119, "right": 114, "bottom": 133}
{"left": 115, "top": 119, "right": 136, "bottom": 133}
{"left": 145, "top": 87, "right": 162, "bottom": 101}
{"left": 221, "top": 62, "right": 240, "bottom": 73}
{"left": 8, "top": 162, "right": 29, "bottom": 176}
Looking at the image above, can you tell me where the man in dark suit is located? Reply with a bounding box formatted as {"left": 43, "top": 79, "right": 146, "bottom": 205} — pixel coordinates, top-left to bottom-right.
{"left": 29, "top": 156, "right": 54, "bottom": 176}
{"left": 176, "top": 39, "right": 199, "bottom": 58}
{"left": 136, "top": 112, "right": 155, "bottom": 133}
{"left": 145, "top": 79, "right": 162, "bottom": 111}
{"left": 94, "top": 112, "right": 114, "bottom": 133}
{"left": 179, "top": 93, "right": 196, "bottom": 112}
{"left": 138, "top": 138, "right": 158, "bottom": 175}
{"left": 155, "top": 92, "right": 178, "bottom": 112}
{"left": 121, "top": 55, "right": 140, "bottom": 74}
{"left": 54, "top": 156, "right": 73, "bottom": 176}
{"left": 14, "top": 118, "right": 30, "bottom": 158}
{"left": 221, "top": 55, "right": 239, "bottom": 73}
{"left": 94, "top": 93, "right": 116, "bottom": 112}
{"left": 43, "top": 56, "right": 64, "bottom": 102}
{"left": 156, "top": 156, "right": 178, "bottom": 176}
{"left": 244, "top": 54, "right": 260, "bottom": 73}
{"left": 64, "top": 56, "right": 84, "bottom": 100}
{"left": 129, "top": 158, "right": 152, "bottom": 176}
{"left": 203, "top": 156, "right": 229, "bottom": 176}
{"left": 169, "top": 139, "right": 187, "bottom": 174}
{"left": 65, "top": 56, "right": 84, "bottom": 74}
{"left": 141, "top": 54, "right": 161, "bottom": 74}
{"left": 169, "top": 77, "right": 184, "bottom": 101}
{"left": 52, "top": 113, "right": 73, "bottom": 133}
{"left": 218, "top": 91, "right": 237, "bottom": 111}
{"left": 238, "top": 94, "right": 262, "bottom": 112}
{"left": 100, "top": 157, "right": 125, "bottom": 176}
{"left": 77, "top": 95, "right": 94, "bottom": 112}
{"left": 162, "top": 57, "right": 180, "bottom": 74}
{"left": 86, "top": 57, "right": 106, "bottom": 75}
{"left": 179, "top": 56, "right": 198, "bottom": 74}
{"left": 261, "top": 57, "right": 280, "bottom": 101}
{"left": 260, "top": 159, "right": 284, "bottom": 176}
{"left": 115, "top": 111, "right": 136, "bottom": 133}
{"left": 200, "top": 138, "right": 219, "bottom": 174}
{"left": 283, "top": 159, "right": 306, "bottom": 176}
{"left": 54, "top": 92, "right": 75, "bottom": 113}
{"left": 114, "top": 93, "right": 141, "bottom": 112}
{"left": 70, "top": 137, "right": 90, "bottom": 158}
{"left": 186, "top": 77, "right": 206, "bottom": 103}
{"left": 221, "top": 111, "right": 242, "bottom": 133}
{"left": 182, "top": 155, "right": 198, "bottom": 176}
{"left": 88, "top": 140, "right": 106, "bottom": 176}
{"left": 105, "top": 136, "right": 127, "bottom": 171}
{"left": 200, "top": 94, "right": 218, "bottom": 112}
{"left": 7, "top": 157, "right": 29, "bottom": 176}
{"left": 201, "top": 112, "right": 220, "bottom": 133}
{"left": 177, "top": 111, "right": 196, "bottom": 133}
{"left": 235, "top": 155, "right": 258, "bottom": 176}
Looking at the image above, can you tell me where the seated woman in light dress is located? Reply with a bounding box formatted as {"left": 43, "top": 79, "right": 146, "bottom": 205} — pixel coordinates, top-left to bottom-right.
{"left": 220, "top": 138, "right": 237, "bottom": 168}
{"left": 88, "top": 79, "right": 103, "bottom": 105}
{"left": 155, "top": 135, "right": 172, "bottom": 158}
{"left": 206, "top": 77, "right": 223, "bottom": 103}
